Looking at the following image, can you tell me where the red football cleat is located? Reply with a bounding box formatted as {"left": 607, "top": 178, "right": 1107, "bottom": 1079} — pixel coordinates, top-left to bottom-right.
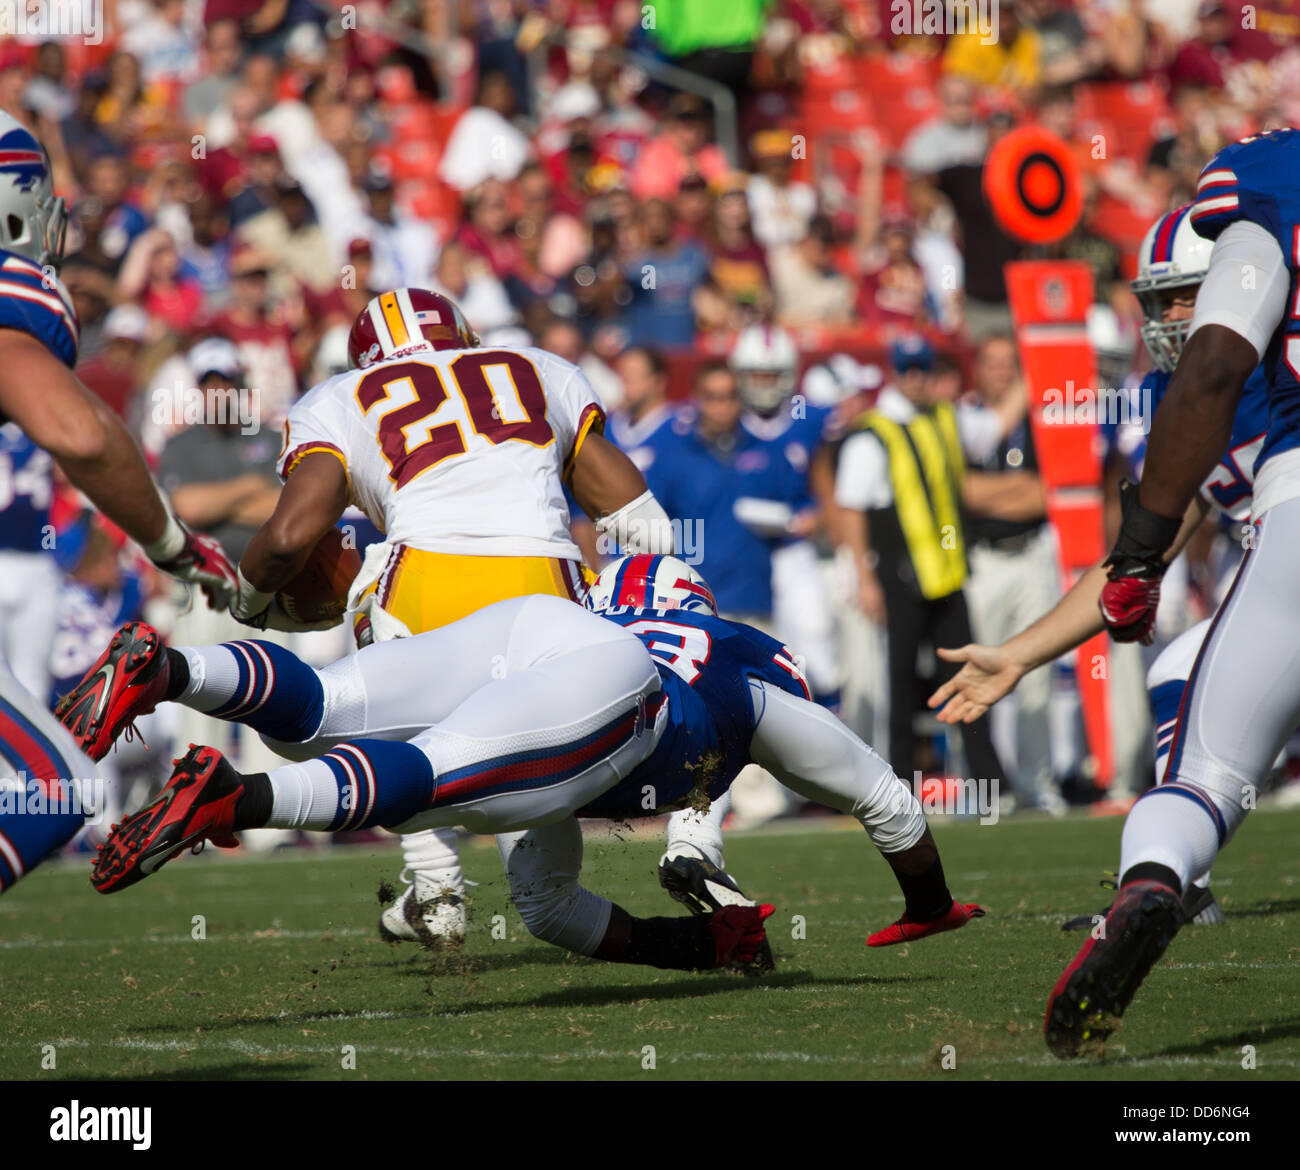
{"left": 709, "top": 902, "right": 775, "bottom": 969}
{"left": 56, "top": 621, "right": 170, "bottom": 761}
{"left": 1044, "top": 879, "right": 1183, "bottom": 1059}
{"left": 91, "top": 746, "right": 243, "bottom": 894}
{"left": 866, "top": 901, "right": 985, "bottom": 947}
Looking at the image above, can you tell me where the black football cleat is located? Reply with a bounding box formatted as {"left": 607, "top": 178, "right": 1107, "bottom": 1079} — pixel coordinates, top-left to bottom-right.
{"left": 1045, "top": 879, "right": 1184, "bottom": 1059}
{"left": 659, "top": 844, "right": 775, "bottom": 973}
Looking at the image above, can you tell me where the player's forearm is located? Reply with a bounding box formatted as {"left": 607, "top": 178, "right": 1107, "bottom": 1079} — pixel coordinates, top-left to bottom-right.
{"left": 240, "top": 455, "right": 347, "bottom": 592}
{"left": 52, "top": 404, "right": 172, "bottom": 548}
{"left": 1002, "top": 563, "right": 1108, "bottom": 671}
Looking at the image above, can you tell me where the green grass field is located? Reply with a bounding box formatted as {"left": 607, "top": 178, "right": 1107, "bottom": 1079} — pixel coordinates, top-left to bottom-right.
{"left": 3, "top": 809, "right": 1299, "bottom": 1081}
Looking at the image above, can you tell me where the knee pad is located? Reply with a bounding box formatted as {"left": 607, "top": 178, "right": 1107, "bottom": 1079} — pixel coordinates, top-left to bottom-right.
{"left": 859, "top": 769, "right": 928, "bottom": 855}
{"left": 509, "top": 877, "right": 611, "bottom": 955}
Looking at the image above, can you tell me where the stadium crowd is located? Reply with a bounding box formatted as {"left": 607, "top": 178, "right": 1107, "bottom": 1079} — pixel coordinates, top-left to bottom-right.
{"left": 1, "top": 0, "right": 1298, "bottom": 837}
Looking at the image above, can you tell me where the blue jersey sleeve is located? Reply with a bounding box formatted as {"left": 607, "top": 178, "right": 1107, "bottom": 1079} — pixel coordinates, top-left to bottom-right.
{"left": 0, "top": 252, "right": 79, "bottom": 368}
{"left": 1191, "top": 128, "right": 1300, "bottom": 249}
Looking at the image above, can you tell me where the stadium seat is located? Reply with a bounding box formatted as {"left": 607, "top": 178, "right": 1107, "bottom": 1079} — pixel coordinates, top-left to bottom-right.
{"left": 1076, "top": 81, "right": 1175, "bottom": 164}
{"left": 801, "top": 89, "right": 877, "bottom": 136}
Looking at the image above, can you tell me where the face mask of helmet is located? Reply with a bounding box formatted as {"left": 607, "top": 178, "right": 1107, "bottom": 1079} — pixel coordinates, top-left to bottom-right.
{"left": 735, "top": 366, "right": 795, "bottom": 415}
{"left": 1, "top": 167, "right": 67, "bottom": 270}
{"left": 1133, "top": 279, "right": 1200, "bottom": 374}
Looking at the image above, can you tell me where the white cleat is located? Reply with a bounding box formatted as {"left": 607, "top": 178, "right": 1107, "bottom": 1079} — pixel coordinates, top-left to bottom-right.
{"left": 379, "top": 879, "right": 467, "bottom": 947}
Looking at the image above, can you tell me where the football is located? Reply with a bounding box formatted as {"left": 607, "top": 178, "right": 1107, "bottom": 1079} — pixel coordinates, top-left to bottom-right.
{"left": 276, "top": 527, "right": 362, "bottom": 625}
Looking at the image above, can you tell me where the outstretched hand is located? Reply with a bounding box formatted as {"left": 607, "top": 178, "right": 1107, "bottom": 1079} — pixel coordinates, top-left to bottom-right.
{"left": 926, "top": 643, "right": 1026, "bottom": 724}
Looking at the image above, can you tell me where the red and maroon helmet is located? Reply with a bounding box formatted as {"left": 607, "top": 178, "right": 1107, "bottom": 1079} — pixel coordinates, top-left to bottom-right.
{"left": 347, "top": 288, "right": 480, "bottom": 370}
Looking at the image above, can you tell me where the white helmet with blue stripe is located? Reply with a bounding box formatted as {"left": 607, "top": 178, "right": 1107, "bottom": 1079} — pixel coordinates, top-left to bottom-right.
{"left": 584, "top": 554, "right": 718, "bottom": 616}
{"left": 1132, "top": 203, "right": 1213, "bottom": 374}
{"left": 0, "top": 112, "right": 67, "bottom": 270}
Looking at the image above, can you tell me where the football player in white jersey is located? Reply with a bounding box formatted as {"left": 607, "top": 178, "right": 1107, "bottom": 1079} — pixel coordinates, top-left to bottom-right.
{"left": 224, "top": 287, "right": 677, "bottom": 942}
{"left": 0, "top": 111, "right": 238, "bottom": 893}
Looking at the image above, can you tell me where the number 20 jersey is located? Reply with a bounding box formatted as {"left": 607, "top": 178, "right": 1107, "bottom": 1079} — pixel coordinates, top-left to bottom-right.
{"left": 577, "top": 607, "right": 813, "bottom": 819}
{"left": 277, "top": 345, "right": 606, "bottom": 558}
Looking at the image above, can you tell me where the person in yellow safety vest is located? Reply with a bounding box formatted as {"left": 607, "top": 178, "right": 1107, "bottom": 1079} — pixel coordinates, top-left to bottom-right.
{"left": 833, "top": 335, "right": 1005, "bottom": 790}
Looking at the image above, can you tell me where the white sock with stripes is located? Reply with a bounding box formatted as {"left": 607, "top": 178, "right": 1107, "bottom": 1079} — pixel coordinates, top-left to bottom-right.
{"left": 264, "top": 759, "right": 343, "bottom": 830}
{"left": 177, "top": 646, "right": 243, "bottom": 712}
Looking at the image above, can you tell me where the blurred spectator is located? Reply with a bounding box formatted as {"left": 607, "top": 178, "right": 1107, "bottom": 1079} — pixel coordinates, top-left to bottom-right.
{"left": 117, "top": 229, "right": 205, "bottom": 334}
{"left": 430, "top": 239, "right": 517, "bottom": 337}
{"left": 516, "top": 162, "right": 586, "bottom": 281}
{"left": 534, "top": 316, "right": 622, "bottom": 408}
{"left": 241, "top": 174, "right": 336, "bottom": 295}
{"left": 77, "top": 305, "right": 151, "bottom": 422}
{"left": 60, "top": 72, "right": 115, "bottom": 174}
{"left": 361, "top": 170, "right": 440, "bottom": 290}
{"left": 73, "top": 151, "right": 151, "bottom": 274}
{"left": 769, "top": 213, "right": 854, "bottom": 327}
{"left": 23, "top": 42, "right": 75, "bottom": 122}
{"left": 1167, "top": 1, "right": 1237, "bottom": 90}
{"left": 205, "top": 244, "right": 301, "bottom": 419}
{"left": 607, "top": 346, "right": 673, "bottom": 474}
{"left": 646, "top": 362, "right": 803, "bottom": 622}
{"left": 645, "top": 0, "right": 767, "bottom": 100}
{"left": 928, "top": 112, "right": 1025, "bottom": 340}
{"left": 746, "top": 128, "right": 816, "bottom": 249}
{"left": 943, "top": 3, "right": 1041, "bottom": 93}
{"left": 856, "top": 214, "right": 934, "bottom": 331}
{"left": 630, "top": 94, "right": 728, "bottom": 201}
{"left": 177, "top": 193, "right": 233, "bottom": 306}
{"left": 60, "top": 259, "right": 117, "bottom": 359}
{"left": 458, "top": 178, "right": 551, "bottom": 308}
{"left": 184, "top": 20, "right": 244, "bottom": 126}
{"left": 440, "top": 71, "right": 532, "bottom": 192}
{"left": 707, "top": 180, "right": 772, "bottom": 323}
{"left": 958, "top": 335, "right": 1062, "bottom": 813}
{"left": 901, "top": 76, "right": 987, "bottom": 175}
{"left": 619, "top": 198, "right": 711, "bottom": 349}
{"left": 122, "top": 0, "right": 201, "bottom": 83}
{"left": 158, "top": 339, "right": 281, "bottom": 564}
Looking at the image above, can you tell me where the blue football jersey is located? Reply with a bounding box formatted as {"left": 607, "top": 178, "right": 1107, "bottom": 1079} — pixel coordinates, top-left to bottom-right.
{"left": 606, "top": 403, "right": 677, "bottom": 477}
{"left": 1133, "top": 365, "right": 1269, "bottom": 520}
{"left": 1190, "top": 128, "right": 1300, "bottom": 468}
{"left": 0, "top": 423, "right": 53, "bottom": 551}
{"left": 577, "top": 607, "right": 811, "bottom": 819}
{"left": 0, "top": 248, "right": 79, "bottom": 370}
{"left": 742, "top": 404, "right": 835, "bottom": 512}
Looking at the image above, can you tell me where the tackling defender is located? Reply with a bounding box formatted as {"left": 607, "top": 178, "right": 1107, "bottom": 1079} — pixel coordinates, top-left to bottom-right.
{"left": 60, "top": 555, "right": 983, "bottom": 971}
{"left": 928, "top": 204, "right": 1270, "bottom": 928}
{"left": 0, "top": 113, "right": 238, "bottom": 893}
{"left": 1048, "top": 127, "right": 1300, "bottom": 1057}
